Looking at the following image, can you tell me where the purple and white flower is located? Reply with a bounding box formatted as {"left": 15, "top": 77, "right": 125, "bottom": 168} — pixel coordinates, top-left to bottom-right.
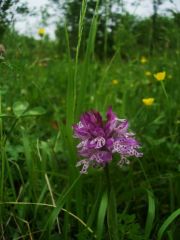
{"left": 73, "top": 107, "right": 143, "bottom": 174}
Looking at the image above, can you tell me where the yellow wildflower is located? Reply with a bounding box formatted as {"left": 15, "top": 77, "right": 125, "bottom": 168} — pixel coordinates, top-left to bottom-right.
{"left": 38, "top": 28, "right": 45, "bottom": 37}
{"left": 145, "top": 71, "right": 152, "bottom": 76}
{"left": 142, "top": 98, "right": 154, "bottom": 106}
{"left": 6, "top": 106, "right": 11, "bottom": 111}
{"left": 21, "top": 89, "right": 27, "bottom": 95}
{"left": 140, "top": 56, "right": 147, "bottom": 64}
{"left": 112, "top": 79, "right": 119, "bottom": 85}
{"left": 90, "top": 96, "right": 94, "bottom": 102}
{"left": 154, "top": 71, "right": 166, "bottom": 81}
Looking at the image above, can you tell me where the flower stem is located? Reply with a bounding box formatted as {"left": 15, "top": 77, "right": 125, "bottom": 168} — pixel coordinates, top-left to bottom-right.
{"left": 104, "top": 164, "right": 111, "bottom": 195}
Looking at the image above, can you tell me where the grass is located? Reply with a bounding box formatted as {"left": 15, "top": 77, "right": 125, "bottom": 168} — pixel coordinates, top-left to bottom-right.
{"left": 0, "top": 9, "right": 180, "bottom": 240}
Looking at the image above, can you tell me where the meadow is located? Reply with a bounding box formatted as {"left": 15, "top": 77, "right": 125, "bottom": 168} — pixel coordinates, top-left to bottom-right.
{"left": 0, "top": 5, "right": 180, "bottom": 240}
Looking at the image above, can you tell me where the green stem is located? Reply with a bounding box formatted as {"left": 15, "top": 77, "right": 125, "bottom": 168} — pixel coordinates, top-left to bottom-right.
{"left": 137, "top": 157, "right": 152, "bottom": 190}
{"left": 160, "top": 81, "right": 173, "bottom": 139}
{"left": 104, "top": 164, "right": 111, "bottom": 195}
{"left": 104, "top": 164, "right": 111, "bottom": 237}
{"left": 160, "top": 81, "right": 169, "bottom": 101}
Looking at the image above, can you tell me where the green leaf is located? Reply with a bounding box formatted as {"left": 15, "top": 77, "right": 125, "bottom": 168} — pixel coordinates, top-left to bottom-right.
{"left": 145, "top": 190, "right": 156, "bottom": 239}
{"left": 12, "top": 101, "right": 29, "bottom": 117}
{"left": 97, "top": 190, "right": 108, "bottom": 240}
{"left": 0, "top": 114, "right": 10, "bottom": 118}
{"left": 107, "top": 187, "right": 119, "bottom": 240}
{"left": 23, "top": 107, "right": 46, "bottom": 116}
{"left": 157, "top": 208, "right": 180, "bottom": 240}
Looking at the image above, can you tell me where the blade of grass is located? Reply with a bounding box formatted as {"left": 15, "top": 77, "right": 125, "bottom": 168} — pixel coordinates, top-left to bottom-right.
{"left": 76, "top": 0, "right": 99, "bottom": 118}
{"left": 97, "top": 190, "right": 108, "bottom": 240}
{"left": 40, "top": 174, "right": 81, "bottom": 238}
{"left": 87, "top": 175, "right": 103, "bottom": 228}
{"left": 36, "top": 139, "right": 61, "bottom": 233}
{"left": 157, "top": 208, "right": 180, "bottom": 240}
{"left": 73, "top": 0, "right": 87, "bottom": 117}
{"left": 63, "top": 4, "right": 89, "bottom": 236}
{"left": 62, "top": 207, "right": 96, "bottom": 238}
{"left": 0, "top": 95, "right": 5, "bottom": 234}
{"left": 107, "top": 187, "right": 118, "bottom": 240}
{"left": 0, "top": 201, "right": 96, "bottom": 238}
{"left": 145, "top": 190, "right": 156, "bottom": 240}
{"left": 21, "top": 129, "right": 37, "bottom": 200}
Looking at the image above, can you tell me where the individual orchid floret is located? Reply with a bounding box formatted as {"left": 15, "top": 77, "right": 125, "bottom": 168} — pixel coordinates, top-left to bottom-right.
{"left": 73, "top": 107, "right": 143, "bottom": 174}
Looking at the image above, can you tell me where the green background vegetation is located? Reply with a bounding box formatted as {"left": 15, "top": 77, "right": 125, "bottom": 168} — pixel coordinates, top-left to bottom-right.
{"left": 0, "top": 0, "right": 180, "bottom": 239}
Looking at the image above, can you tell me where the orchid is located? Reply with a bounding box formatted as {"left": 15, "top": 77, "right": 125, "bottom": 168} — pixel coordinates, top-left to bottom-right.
{"left": 73, "top": 108, "right": 143, "bottom": 174}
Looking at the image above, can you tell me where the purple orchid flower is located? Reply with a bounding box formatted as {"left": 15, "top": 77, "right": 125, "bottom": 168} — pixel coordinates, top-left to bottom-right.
{"left": 73, "top": 107, "right": 143, "bottom": 174}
